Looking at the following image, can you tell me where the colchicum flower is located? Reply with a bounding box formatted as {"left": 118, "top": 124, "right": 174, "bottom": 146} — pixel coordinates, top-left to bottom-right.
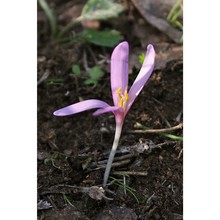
{"left": 54, "top": 41, "right": 155, "bottom": 186}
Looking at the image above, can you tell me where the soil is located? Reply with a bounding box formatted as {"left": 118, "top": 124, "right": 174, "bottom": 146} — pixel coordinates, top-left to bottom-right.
{"left": 38, "top": 1, "right": 183, "bottom": 219}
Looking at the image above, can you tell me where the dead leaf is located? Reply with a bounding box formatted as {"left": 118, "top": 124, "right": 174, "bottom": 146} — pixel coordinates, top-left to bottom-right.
{"left": 131, "top": 0, "right": 182, "bottom": 43}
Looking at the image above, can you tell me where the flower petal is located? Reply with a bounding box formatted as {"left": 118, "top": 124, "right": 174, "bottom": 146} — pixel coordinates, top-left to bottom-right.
{"left": 93, "top": 106, "right": 121, "bottom": 116}
{"left": 127, "top": 44, "right": 155, "bottom": 111}
{"left": 111, "top": 41, "right": 129, "bottom": 106}
{"left": 53, "top": 99, "right": 109, "bottom": 116}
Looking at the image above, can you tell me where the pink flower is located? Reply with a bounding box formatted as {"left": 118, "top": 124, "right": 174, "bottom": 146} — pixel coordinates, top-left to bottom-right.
{"left": 54, "top": 41, "right": 155, "bottom": 186}
{"left": 54, "top": 42, "right": 155, "bottom": 125}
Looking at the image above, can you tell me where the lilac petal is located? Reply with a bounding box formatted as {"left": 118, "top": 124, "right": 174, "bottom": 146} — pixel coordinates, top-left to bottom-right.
{"left": 111, "top": 41, "right": 129, "bottom": 106}
{"left": 127, "top": 44, "right": 155, "bottom": 112}
{"left": 93, "top": 106, "right": 121, "bottom": 116}
{"left": 53, "top": 99, "right": 110, "bottom": 116}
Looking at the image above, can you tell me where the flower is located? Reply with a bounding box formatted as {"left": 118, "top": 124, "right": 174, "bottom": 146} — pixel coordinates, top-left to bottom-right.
{"left": 54, "top": 41, "right": 155, "bottom": 125}
{"left": 53, "top": 41, "right": 155, "bottom": 186}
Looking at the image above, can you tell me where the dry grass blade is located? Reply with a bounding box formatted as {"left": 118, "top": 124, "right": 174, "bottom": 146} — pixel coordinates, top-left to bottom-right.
{"left": 127, "top": 123, "right": 183, "bottom": 134}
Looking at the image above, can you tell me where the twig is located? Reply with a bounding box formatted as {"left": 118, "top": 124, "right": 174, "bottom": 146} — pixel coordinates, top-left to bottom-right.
{"left": 155, "top": 141, "right": 178, "bottom": 148}
{"left": 98, "top": 159, "right": 131, "bottom": 169}
{"left": 127, "top": 123, "right": 183, "bottom": 134}
{"left": 178, "top": 148, "right": 183, "bottom": 159}
{"left": 146, "top": 193, "right": 155, "bottom": 204}
{"left": 155, "top": 106, "right": 171, "bottom": 128}
{"left": 176, "top": 109, "right": 183, "bottom": 122}
{"left": 123, "top": 175, "right": 126, "bottom": 195}
{"left": 97, "top": 154, "right": 133, "bottom": 165}
{"left": 112, "top": 171, "right": 148, "bottom": 176}
{"left": 40, "top": 184, "right": 113, "bottom": 201}
{"left": 37, "top": 69, "right": 50, "bottom": 86}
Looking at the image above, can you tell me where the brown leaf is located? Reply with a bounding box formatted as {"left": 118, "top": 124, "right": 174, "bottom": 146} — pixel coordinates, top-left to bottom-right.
{"left": 131, "top": 0, "right": 182, "bottom": 43}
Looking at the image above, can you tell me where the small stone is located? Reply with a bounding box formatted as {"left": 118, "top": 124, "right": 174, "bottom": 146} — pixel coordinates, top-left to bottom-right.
{"left": 64, "top": 149, "right": 73, "bottom": 155}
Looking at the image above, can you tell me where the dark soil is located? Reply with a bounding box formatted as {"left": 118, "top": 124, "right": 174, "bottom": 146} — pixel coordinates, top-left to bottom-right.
{"left": 38, "top": 1, "right": 183, "bottom": 219}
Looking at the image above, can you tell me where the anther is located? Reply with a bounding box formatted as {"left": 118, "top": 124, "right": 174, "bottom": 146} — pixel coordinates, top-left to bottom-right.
{"left": 115, "top": 87, "right": 129, "bottom": 109}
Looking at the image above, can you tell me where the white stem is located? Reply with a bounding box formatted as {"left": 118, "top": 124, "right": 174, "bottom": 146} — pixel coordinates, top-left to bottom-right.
{"left": 103, "top": 123, "right": 123, "bottom": 186}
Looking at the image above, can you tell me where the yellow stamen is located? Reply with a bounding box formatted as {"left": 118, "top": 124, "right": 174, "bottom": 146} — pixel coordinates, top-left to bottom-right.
{"left": 116, "top": 87, "right": 122, "bottom": 94}
{"left": 118, "top": 98, "right": 124, "bottom": 107}
{"left": 124, "top": 89, "right": 129, "bottom": 101}
{"left": 115, "top": 87, "right": 129, "bottom": 109}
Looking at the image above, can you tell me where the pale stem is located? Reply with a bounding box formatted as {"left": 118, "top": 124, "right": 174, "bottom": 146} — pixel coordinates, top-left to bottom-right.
{"left": 103, "top": 123, "right": 123, "bottom": 186}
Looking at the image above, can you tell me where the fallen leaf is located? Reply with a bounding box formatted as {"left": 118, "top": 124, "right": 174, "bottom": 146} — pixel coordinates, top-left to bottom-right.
{"left": 131, "top": 0, "right": 182, "bottom": 43}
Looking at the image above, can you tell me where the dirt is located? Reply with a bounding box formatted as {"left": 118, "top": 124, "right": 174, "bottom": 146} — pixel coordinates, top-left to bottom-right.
{"left": 38, "top": 1, "right": 183, "bottom": 219}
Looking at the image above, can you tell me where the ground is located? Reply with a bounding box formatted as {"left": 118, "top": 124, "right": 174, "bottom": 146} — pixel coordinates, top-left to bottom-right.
{"left": 38, "top": 1, "right": 183, "bottom": 219}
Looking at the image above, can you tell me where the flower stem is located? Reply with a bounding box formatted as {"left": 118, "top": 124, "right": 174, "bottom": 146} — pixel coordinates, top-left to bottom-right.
{"left": 103, "top": 123, "right": 123, "bottom": 187}
{"left": 57, "top": 20, "right": 79, "bottom": 39}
